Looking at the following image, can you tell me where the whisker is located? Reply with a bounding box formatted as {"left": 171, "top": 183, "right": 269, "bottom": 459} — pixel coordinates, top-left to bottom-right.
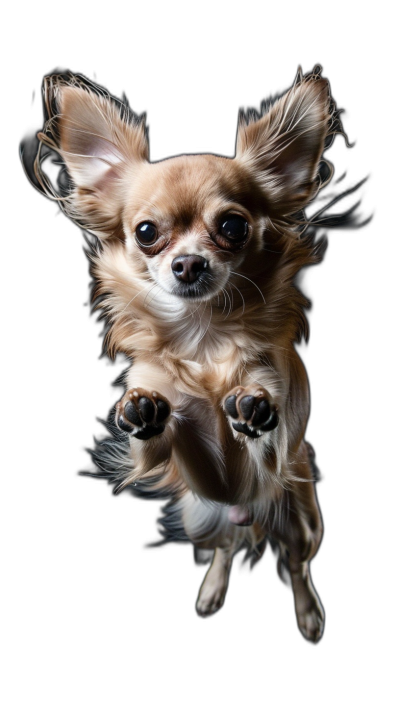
{"left": 227, "top": 280, "right": 246, "bottom": 316}
{"left": 227, "top": 284, "right": 234, "bottom": 318}
{"left": 222, "top": 287, "right": 233, "bottom": 320}
{"left": 198, "top": 304, "right": 213, "bottom": 343}
{"left": 144, "top": 284, "right": 165, "bottom": 308}
{"left": 230, "top": 271, "right": 266, "bottom": 304}
{"left": 220, "top": 288, "right": 228, "bottom": 318}
{"left": 121, "top": 278, "right": 154, "bottom": 313}
{"left": 187, "top": 297, "right": 206, "bottom": 319}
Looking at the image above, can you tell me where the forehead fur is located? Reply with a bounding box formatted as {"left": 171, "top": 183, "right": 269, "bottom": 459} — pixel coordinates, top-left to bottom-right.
{"left": 124, "top": 153, "right": 268, "bottom": 226}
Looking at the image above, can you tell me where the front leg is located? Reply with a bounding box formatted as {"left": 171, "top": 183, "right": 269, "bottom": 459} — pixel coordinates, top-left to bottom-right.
{"left": 114, "top": 361, "right": 227, "bottom": 500}
{"left": 224, "top": 386, "right": 279, "bottom": 438}
{"left": 222, "top": 384, "right": 281, "bottom": 524}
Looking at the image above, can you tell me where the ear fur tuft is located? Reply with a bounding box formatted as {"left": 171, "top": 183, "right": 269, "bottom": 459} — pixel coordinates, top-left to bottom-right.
{"left": 30, "top": 72, "right": 149, "bottom": 239}
{"left": 235, "top": 68, "right": 336, "bottom": 216}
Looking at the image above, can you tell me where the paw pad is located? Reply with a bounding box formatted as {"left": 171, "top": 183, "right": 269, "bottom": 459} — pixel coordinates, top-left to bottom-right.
{"left": 224, "top": 387, "right": 278, "bottom": 438}
{"left": 116, "top": 389, "right": 171, "bottom": 440}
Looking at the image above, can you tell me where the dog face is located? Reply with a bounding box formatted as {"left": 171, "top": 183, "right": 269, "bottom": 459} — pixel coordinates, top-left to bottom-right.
{"left": 121, "top": 154, "right": 268, "bottom": 301}
{"left": 41, "top": 72, "right": 331, "bottom": 306}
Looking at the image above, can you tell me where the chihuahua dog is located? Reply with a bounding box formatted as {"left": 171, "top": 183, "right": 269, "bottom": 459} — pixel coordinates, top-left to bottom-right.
{"left": 21, "top": 65, "right": 363, "bottom": 643}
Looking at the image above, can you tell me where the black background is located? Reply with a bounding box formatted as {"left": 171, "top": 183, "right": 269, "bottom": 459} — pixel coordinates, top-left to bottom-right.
{"left": 14, "top": 48, "right": 380, "bottom": 701}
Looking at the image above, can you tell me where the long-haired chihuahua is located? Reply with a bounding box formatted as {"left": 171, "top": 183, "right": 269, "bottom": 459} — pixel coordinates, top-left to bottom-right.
{"left": 21, "top": 65, "right": 365, "bottom": 642}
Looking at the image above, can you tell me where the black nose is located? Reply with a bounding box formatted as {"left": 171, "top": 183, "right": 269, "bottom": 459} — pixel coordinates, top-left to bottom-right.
{"left": 171, "top": 255, "right": 208, "bottom": 283}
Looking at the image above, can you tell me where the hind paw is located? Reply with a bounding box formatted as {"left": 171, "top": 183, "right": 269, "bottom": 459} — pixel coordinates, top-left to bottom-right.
{"left": 297, "top": 599, "right": 325, "bottom": 643}
{"left": 116, "top": 388, "right": 171, "bottom": 440}
{"left": 196, "top": 581, "right": 227, "bottom": 617}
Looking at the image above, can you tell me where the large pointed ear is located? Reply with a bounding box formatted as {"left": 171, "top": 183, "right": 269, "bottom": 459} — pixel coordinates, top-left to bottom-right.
{"left": 235, "top": 70, "right": 331, "bottom": 216}
{"left": 37, "top": 74, "right": 149, "bottom": 237}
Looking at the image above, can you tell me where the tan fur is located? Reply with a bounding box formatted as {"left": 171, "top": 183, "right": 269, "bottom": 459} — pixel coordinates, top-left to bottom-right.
{"left": 29, "top": 66, "right": 344, "bottom": 642}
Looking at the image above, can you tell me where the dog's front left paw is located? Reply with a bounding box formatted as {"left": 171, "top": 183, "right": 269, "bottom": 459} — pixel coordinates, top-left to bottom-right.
{"left": 223, "top": 386, "right": 279, "bottom": 439}
{"left": 116, "top": 388, "right": 171, "bottom": 440}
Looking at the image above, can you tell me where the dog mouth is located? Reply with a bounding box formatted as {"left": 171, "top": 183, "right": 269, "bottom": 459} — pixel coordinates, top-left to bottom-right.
{"left": 171, "top": 275, "right": 215, "bottom": 300}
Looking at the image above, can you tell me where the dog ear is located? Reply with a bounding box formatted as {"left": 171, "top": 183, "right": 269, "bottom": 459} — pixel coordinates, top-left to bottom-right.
{"left": 235, "top": 72, "right": 330, "bottom": 216}
{"left": 37, "top": 75, "right": 149, "bottom": 237}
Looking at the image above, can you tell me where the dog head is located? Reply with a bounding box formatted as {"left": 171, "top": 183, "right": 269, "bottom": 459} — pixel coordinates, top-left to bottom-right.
{"left": 29, "top": 68, "right": 334, "bottom": 305}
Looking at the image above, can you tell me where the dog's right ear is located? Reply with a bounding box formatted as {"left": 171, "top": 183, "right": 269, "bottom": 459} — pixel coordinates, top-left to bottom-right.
{"left": 35, "top": 74, "right": 149, "bottom": 238}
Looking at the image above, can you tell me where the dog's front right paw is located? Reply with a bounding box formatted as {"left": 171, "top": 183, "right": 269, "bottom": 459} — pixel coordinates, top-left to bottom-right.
{"left": 116, "top": 388, "right": 171, "bottom": 440}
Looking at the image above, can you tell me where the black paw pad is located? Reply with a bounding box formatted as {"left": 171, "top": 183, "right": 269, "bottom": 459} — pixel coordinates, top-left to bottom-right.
{"left": 225, "top": 395, "right": 239, "bottom": 418}
{"left": 156, "top": 399, "right": 170, "bottom": 423}
{"left": 232, "top": 422, "right": 262, "bottom": 439}
{"left": 224, "top": 387, "right": 279, "bottom": 437}
{"left": 118, "top": 415, "right": 136, "bottom": 433}
{"left": 259, "top": 410, "right": 279, "bottom": 432}
{"left": 117, "top": 390, "right": 171, "bottom": 439}
{"left": 134, "top": 424, "right": 165, "bottom": 440}
{"left": 239, "top": 395, "right": 255, "bottom": 421}
{"left": 124, "top": 401, "right": 142, "bottom": 426}
{"left": 138, "top": 397, "right": 155, "bottom": 422}
{"left": 252, "top": 399, "right": 271, "bottom": 427}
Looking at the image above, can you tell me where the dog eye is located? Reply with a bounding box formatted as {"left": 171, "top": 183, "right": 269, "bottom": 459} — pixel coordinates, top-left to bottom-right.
{"left": 220, "top": 215, "right": 248, "bottom": 242}
{"left": 135, "top": 222, "right": 158, "bottom": 246}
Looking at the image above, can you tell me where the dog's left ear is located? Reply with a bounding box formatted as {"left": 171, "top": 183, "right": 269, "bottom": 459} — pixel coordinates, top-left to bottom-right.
{"left": 235, "top": 72, "right": 330, "bottom": 215}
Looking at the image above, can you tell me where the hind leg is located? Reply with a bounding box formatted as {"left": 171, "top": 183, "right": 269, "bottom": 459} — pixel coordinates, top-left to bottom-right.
{"left": 183, "top": 501, "right": 245, "bottom": 616}
{"left": 272, "top": 443, "right": 324, "bottom": 642}
{"left": 288, "top": 557, "right": 324, "bottom": 643}
{"left": 196, "top": 543, "right": 237, "bottom": 617}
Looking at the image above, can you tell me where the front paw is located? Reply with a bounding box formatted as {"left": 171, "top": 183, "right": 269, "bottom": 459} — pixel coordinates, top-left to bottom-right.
{"left": 223, "top": 386, "right": 279, "bottom": 439}
{"left": 116, "top": 388, "right": 171, "bottom": 440}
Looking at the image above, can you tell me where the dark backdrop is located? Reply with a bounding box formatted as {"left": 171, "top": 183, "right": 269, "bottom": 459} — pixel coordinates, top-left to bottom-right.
{"left": 14, "top": 51, "right": 379, "bottom": 696}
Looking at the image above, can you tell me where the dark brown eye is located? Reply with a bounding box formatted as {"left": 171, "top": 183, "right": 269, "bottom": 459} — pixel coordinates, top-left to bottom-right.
{"left": 220, "top": 215, "right": 248, "bottom": 243}
{"left": 135, "top": 222, "right": 158, "bottom": 246}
